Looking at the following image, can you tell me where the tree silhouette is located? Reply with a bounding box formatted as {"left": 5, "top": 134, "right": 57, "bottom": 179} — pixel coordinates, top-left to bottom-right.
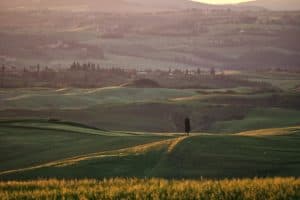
{"left": 185, "top": 117, "right": 191, "bottom": 136}
{"left": 1, "top": 65, "right": 5, "bottom": 88}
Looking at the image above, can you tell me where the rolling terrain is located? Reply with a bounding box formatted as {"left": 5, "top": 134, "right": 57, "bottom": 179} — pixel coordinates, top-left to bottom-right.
{"left": 1, "top": 75, "right": 300, "bottom": 133}
{"left": 1, "top": 9, "right": 300, "bottom": 70}
{"left": 0, "top": 0, "right": 212, "bottom": 12}
{"left": 240, "top": 0, "right": 300, "bottom": 11}
{"left": 0, "top": 68, "right": 299, "bottom": 199}
{"left": 1, "top": 0, "right": 300, "bottom": 198}
{"left": 0, "top": 120, "right": 300, "bottom": 180}
{"left": 0, "top": 119, "right": 171, "bottom": 173}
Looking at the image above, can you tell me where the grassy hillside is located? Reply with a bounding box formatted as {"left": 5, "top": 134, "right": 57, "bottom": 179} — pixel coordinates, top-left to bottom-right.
{"left": 0, "top": 120, "right": 170, "bottom": 173}
{"left": 1, "top": 87, "right": 300, "bottom": 133}
{"left": 159, "top": 132, "right": 300, "bottom": 178}
{"left": 211, "top": 108, "right": 300, "bottom": 133}
{"left": 1, "top": 178, "right": 299, "bottom": 200}
{"left": 0, "top": 87, "right": 196, "bottom": 110}
{"left": 1, "top": 121, "right": 299, "bottom": 180}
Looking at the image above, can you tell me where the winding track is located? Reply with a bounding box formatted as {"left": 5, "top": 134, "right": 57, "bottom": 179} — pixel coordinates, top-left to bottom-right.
{"left": 0, "top": 136, "right": 188, "bottom": 176}
{"left": 1, "top": 125, "right": 299, "bottom": 176}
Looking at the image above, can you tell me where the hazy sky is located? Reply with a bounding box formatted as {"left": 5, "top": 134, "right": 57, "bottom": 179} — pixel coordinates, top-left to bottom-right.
{"left": 195, "top": 0, "right": 250, "bottom": 4}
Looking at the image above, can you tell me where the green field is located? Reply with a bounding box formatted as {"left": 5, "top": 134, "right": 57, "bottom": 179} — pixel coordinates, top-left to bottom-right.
{"left": 1, "top": 120, "right": 300, "bottom": 180}
{"left": 0, "top": 76, "right": 300, "bottom": 198}
{"left": 0, "top": 87, "right": 196, "bottom": 110}
{"left": 0, "top": 120, "right": 170, "bottom": 173}
{"left": 212, "top": 108, "right": 300, "bottom": 133}
{"left": 1, "top": 87, "right": 300, "bottom": 133}
{"left": 0, "top": 85, "right": 300, "bottom": 200}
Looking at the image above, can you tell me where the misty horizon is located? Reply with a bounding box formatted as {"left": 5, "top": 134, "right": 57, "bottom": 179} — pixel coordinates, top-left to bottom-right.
{"left": 1, "top": 0, "right": 300, "bottom": 11}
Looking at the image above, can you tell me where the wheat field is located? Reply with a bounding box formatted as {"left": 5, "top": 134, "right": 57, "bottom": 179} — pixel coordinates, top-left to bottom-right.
{"left": 0, "top": 178, "right": 299, "bottom": 200}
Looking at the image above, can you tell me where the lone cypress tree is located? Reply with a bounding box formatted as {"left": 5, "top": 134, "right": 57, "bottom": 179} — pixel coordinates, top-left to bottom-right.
{"left": 185, "top": 117, "right": 191, "bottom": 136}
{"left": 1, "top": 65, "right": 5, "bottom": 88}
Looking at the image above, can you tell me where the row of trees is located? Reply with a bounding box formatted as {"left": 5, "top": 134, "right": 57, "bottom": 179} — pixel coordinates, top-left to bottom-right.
{"left": 69, "top": 61, "right": 217, "bottom": 75}
{"left": 0, "top": 62, "right": 249, "bottom": 89}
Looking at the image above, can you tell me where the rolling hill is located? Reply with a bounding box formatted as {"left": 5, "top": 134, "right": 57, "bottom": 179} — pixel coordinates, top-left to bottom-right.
{"left": 0, "top": 119, "right": 170, "bottom": 173}
{"left": 1, "top": 120, "right": 300, "bottom": 180}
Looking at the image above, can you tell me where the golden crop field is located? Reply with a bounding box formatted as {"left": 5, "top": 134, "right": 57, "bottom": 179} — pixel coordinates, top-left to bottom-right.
{"left": 0, "top": 178, "right": 299, "bottom": 200}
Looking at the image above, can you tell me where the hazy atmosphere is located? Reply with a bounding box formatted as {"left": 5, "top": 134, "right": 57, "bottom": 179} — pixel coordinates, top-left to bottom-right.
{"left": 196, "top": 0, "right": 249, "bottom": 4}
{"left": 0, "top": 0, "right": 300, "bottom": 199}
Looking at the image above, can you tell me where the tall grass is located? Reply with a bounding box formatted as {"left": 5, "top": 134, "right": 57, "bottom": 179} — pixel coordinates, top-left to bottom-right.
{"left": 0, "top": 178, "right": 299, "bottom": 200}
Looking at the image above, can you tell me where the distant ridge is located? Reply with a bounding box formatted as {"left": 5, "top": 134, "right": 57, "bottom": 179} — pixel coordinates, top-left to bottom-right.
{"left": 239, "top": 0, "right": 300, "bottom": 11}
{"left": 0, "top": 0, "right": 222, "bottom": 12}
{"left": 3, "top": 0, "right": 299, "bottom": 12}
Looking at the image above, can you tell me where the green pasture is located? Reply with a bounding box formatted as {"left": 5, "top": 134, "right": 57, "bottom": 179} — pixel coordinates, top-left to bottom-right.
{"left": 0, "top": 87, "right": 300, "bottom": 133}
{"left": 0, "top": 120, "right": 169, "bottom": 172}
{"left": 0, "top": 120, "right": 299, "bottom": 180}
{"left": 212, "top": 108, "right": 300, "bottom": 133}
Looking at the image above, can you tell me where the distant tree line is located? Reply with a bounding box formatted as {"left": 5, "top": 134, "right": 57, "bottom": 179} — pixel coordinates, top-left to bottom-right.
{"left": 0, "top": 62, "right": 275, "bottom": 89}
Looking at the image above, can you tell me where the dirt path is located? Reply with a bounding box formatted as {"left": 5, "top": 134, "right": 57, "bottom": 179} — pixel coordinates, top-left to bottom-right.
{"left": 0, "top": 136, "right": 188, "bottom": 176}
